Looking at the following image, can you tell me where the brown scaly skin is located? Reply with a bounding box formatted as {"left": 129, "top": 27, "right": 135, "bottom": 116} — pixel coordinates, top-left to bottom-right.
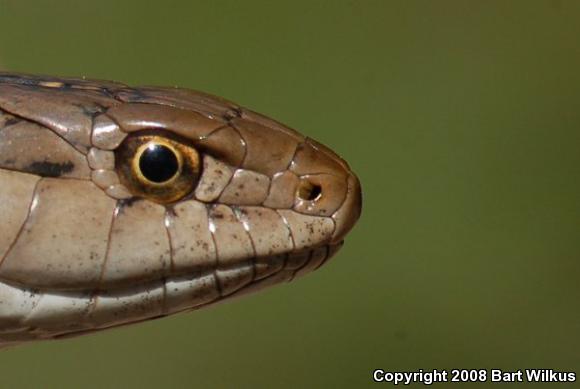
{"left": 0, "top": 72, "right": 361, "bottom": 347}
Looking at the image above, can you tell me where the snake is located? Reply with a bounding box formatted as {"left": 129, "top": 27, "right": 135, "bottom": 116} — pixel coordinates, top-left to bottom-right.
{"left": 0, "top": 72, "right": 362, "bottom": 348}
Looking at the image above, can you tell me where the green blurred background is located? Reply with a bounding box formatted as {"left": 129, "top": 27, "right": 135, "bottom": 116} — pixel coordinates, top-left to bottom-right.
{"left": 0, "top": 1, "right": 579, "bottom": 388}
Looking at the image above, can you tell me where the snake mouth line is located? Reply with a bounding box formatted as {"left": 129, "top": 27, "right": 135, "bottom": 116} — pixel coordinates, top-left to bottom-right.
{"left": 97, "top": 242, "right": 340, "bottom": 298}
{"left": 0, "top": 243, "right": 341, "bottom": 296}
{"left": 0, "top": 243, "right": 343, "bottom": 343}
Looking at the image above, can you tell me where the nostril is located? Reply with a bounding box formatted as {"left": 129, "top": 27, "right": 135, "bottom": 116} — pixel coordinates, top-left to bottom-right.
{"left": 297, "top": 179, "right": 322, "bottom": 202}
{"left": 292, "top": 173, "right": 343, "bottom": 216}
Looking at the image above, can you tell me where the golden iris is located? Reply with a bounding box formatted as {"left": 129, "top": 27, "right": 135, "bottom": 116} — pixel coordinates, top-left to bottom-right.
{"left": 116, "top": 133, "right": 201, "bottom": 203}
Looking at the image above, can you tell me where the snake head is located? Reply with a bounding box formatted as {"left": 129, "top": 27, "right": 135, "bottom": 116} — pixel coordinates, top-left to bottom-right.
{"left": 0, "top": 73, "right": 361, "bottom": 345}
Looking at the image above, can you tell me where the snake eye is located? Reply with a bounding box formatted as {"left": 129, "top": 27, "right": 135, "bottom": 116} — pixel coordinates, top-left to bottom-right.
{"left": 115, "top": 133, "right": 201, "bottom": 203}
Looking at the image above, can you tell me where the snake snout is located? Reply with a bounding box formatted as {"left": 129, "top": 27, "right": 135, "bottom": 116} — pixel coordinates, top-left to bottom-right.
{"left": 330, "top": 171, "right": 362, "bottom": 244}
{"left": 288, "top": 137, "right": 362, "bottom": 245}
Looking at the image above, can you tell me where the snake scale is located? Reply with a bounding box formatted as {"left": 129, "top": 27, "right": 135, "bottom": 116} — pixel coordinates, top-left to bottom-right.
{"left": 0, "top": 73, "right": 362, "bottom": 348}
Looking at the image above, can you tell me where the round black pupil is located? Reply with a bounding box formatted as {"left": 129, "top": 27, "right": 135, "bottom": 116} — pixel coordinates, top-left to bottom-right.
{"left": 139, "top": 144, "right": 179, "bottom": 183}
